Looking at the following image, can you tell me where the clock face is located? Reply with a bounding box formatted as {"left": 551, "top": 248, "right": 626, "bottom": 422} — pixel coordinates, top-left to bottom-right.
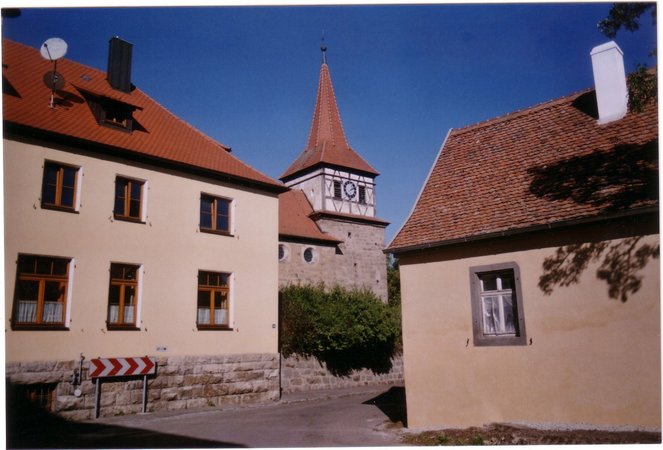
{"left": 343, "top": 181, "right": 357, "bottom": 199}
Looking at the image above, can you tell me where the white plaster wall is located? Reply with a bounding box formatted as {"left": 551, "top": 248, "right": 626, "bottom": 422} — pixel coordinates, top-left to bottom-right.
{"left": 398, "top": 227, "right": 660, "bottom": 430}
{"left": 4, "top": 139, "right": 280, "bottom": 362}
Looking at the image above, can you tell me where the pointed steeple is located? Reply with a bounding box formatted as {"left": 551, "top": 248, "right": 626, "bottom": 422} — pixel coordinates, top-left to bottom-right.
{"left": 280, "top": 47, "right": 378, "bottom": 181}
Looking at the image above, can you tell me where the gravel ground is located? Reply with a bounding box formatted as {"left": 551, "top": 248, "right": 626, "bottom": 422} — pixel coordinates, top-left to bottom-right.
{"left": 401, "top": 423, "right": 661, "bottom": 445}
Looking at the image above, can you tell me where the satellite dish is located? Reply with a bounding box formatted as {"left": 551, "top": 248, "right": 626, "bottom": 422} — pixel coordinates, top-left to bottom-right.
{"left": 40, "top": 37, "right": 68, "bottom": 61}
{"left": 43, "top": 71, "right": 65, "bottom": 91}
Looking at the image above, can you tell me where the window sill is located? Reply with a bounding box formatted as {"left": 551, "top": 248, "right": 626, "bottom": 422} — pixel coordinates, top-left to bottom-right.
{"left": 106, "top": 325, "right": 141, "bottom": 331}
{"left": 196, "top": 325, "right": 233, "bottom": 331}
{"left": 473, "top": 335, "right": 527, "bottom": 347}
{"left": 199, "top": 228, "right": 234, "bottom": 237}
{"left": 113, "top": 215, "right": 145, "bottom": 224}
{"left": 41, "top": 204, "right": 79, "bottom": 214}
{"left": 11, "top": 324, "right": 69, "bottom": 331}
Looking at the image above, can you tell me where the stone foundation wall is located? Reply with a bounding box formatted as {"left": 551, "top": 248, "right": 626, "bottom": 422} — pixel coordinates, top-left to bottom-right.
{"left": 6, "top": 353, "right": 279, "bottom": 420}
{"left": 280, "top": 354, "right": 403, "bottom": 393}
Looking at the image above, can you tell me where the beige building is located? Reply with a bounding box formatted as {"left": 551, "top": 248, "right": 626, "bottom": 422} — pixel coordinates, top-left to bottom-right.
{"left": 388, "top": 41, "right": 660, "bottom": 430}
{"left": 4, "top": 38, "right": 287, "bottom": 418}
{"left": 278, "top": 47, "right": 389, "bottom": 301}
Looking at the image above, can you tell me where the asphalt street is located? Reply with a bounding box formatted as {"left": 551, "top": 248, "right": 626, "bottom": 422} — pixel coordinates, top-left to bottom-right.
{"left": 7, "top": 385, "right": 407, "bottom": 448}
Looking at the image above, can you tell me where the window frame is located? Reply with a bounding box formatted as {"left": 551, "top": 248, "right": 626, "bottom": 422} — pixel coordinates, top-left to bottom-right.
{"left": 302, "top": 246, "right": 318, "bottom": 264}
{"left": 106, "top": 262, "right": 142, "bottom": 330}
{"left": 199, "top": 194, "right": 233, "bottom": 236}
{"left": 41, "top": 161, "right": 80, "bottom": 213}
{"left": 12, "top": 254, "right": 73, "bottom": 330}
{"left": 113, "top": 176, "right": 146, "bottom": 223}
{"left": 196, "top": 270, "right": 233, "bottom": 330}
{"left": 358, "top": 185, "right": 367, "bottom": 204}
{"left": 333, "top": 180, "right": 342, "bottom": 199}
{"left": 469, "top": 262, "right": 527, "bottom": 347}
{"left": 278, "top": 243, "right": 290, "bottom": 262}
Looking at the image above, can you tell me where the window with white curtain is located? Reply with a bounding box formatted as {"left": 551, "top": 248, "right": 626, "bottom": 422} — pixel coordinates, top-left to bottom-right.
{"left": 107, "top": 263, "right": 141, "bottom": 329}
{"left": 12, "top": 254, "right": 71, "bottom": 328}
{"left": 197, "top": 270, "right": 231, "bottom": 329}
{"left": 469, "top": 262, "right": 526, "bottom": 346}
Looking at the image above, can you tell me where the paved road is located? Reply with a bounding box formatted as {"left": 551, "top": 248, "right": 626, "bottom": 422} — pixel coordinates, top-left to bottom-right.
{"left": 99, "top": 385, "right": 406, "bottom": 447}
{"left": 8, "top": 385, "right": 407, "bottom": 448}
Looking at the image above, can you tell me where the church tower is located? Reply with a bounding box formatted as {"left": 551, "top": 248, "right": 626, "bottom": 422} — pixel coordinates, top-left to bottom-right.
{"left": 279, "top": 45, "right": 388, "bottom": 301}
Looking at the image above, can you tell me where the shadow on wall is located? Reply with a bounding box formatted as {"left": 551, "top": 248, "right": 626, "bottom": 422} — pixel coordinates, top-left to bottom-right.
{"left": 363, "top": 386, "right": 408, "bottom": 427}
{"left": 320, "top": 344, "right": 396, "bottom": 377}
{"left": 528, "top": 140, "right": 659, "bottom": 301}
{"left": 6, "top": 381, "right": 245, "bottom": 449}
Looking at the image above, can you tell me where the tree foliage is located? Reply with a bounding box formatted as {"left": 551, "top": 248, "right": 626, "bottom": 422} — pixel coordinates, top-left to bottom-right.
{"left": 279, "top": 284, "right": 401, "bottom": 375}
{"left": 598, "top": 3, "right": 656, "bottom": 38}
{"left": 598, "top": 3, "right": 657, "bottom": 112}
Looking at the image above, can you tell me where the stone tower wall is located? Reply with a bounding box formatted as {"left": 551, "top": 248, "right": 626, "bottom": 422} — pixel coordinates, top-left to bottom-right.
{"left": 279, "top": 218, "right": 387, "bottom": 302}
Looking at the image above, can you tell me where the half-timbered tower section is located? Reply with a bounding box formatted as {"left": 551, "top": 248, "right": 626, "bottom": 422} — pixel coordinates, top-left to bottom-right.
{"left": 278, "top": 47, "right": 388, "bottom": 301}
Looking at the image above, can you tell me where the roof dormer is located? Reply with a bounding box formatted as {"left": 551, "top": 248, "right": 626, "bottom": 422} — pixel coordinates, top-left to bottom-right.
{"left": 79, "top": 89, "right": 143, "bottom": 133}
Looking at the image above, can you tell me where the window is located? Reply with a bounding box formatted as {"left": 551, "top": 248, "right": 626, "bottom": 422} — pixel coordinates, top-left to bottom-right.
{"left": 358, "top": 185, "right": 367, "bottom": 204}
{"left": 333, "top": 180, "right": 342, "bottom": 199}
{"left": 15, "top": 383, "right": 57, "bottom": 412}
{"left": 41, "top": 162, "right": 79, "bottom": 211}
{"left": 12, "top": 255, "right": 71, "bottom": 328}
{"left": 107, "top": 263, "right": 140, "bottom": 329}
{"left": 279, "top": 244, "right": 290, "bottom": 262}
{"left": 197, "top": 271, "right": 231, "bottom": 329}
{"left": 303, "top": 247, "right": 318, "bottom": 264}
{"left": 114, "top": 177, "right": 145, "bottom": 222}
{"left": 469, "top": 262, "right": 526, "bottom": 346}
{"left": 200, "top": 194, "right": 232, "bottom": 235}
{"left": 81, "top": 91, "right": 137, "bottom": 133}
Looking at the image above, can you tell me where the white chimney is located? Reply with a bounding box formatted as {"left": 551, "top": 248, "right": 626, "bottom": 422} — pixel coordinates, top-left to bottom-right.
{"left": 590, "top": 41, "right": 629, "bottom": 124}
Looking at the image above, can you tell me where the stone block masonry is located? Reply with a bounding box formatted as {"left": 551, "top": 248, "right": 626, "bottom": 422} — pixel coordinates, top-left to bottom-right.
{"left": 280, "top": 354, "right": 403, "bottom": 394}
{"left": 6, "top": 353, "right": 279, "bottom": 420}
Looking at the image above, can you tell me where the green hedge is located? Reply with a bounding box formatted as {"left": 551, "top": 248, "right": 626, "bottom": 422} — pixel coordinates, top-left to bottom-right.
{"left": 279, "top": 284, "right": 401, "bottom": 374}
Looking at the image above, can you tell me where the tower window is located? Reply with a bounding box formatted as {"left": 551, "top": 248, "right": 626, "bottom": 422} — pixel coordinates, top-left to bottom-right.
{"left": 303, "top": 247, "right": 318, "bottom": 264}
{"left": 358, "top": 185, "right": 366, "bottom": 204}
{"left": 333, "top": 180, "right": 342, "bottom": 199}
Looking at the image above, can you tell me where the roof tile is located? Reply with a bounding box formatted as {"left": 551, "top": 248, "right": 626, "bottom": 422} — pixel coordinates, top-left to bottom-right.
{"left": 280, "top": 62, "right": 378, "bottom": 180}
{"left": 3, "top": 39, "right": 283, "bottom": 191}
{"left": 389, "top": 86, "right": 658, "bottom": 252}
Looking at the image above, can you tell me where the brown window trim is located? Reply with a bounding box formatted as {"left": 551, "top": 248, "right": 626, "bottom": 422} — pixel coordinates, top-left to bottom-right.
{"left": 113, "top": 215, "right": 145, "bottom": 224}
{"left": 12, "top": 255, "right": 71, "bottom": 329}
{"left": 107, "top": 263, "right": 140, "bottom": 329}
{"left": 10, "top": 323, "right": 70, "bottom": 331}
{"left": 114, "top": 177, "right": 144, "bottom": 222}
{"left": 196, "top": 324, "right": 234, "bottom": 331}
{"left": 197, "top": 270, "right": 231, "bottom": 329}
{"left": 41, "top": 204, "right": 79, "bottom": 214}
{"left": 199, "top": 228, "right": 234, "bottom": 237}
{"left": 106, "top": 323, "right": 141, "bottom": 331}
{"left": 41, "top": 162, "right": 79, "bottom": 211}
{"left": 199, "top": 194, "right": 232, "bottom": 235}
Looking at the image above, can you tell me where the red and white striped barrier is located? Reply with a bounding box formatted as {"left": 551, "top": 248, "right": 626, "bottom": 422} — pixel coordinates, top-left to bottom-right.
{"left": 89, "top": 356, "right": 156, "bottom": 378}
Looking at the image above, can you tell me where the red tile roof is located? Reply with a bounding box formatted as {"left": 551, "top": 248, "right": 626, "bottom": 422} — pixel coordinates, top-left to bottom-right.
{"left": 280, "top": 62, "right": 378, "bottom": 181}
{"left": 388, "top": 87, "right": 658, "bottom": 253}
{"left": 2, "top": 39, "right": 285, "bottom": 192}
{"left": 279, "top": 190, "right": 342, "bottom": 244}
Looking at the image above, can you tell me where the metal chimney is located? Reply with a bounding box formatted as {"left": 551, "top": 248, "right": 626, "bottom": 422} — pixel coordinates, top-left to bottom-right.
{"left": 107, "top": 37, "right": 133, "bottom": 93}
{"left": 590, "top": 41, "right": 628, "bottom": 124}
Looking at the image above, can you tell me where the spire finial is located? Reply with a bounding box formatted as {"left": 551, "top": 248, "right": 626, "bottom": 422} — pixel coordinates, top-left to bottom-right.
{"left": 321, "top": 34, "right": 327, "bottom": 64}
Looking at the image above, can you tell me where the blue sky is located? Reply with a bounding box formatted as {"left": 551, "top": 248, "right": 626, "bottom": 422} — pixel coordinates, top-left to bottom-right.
{"left": 2, "top": 3, "right": 657, "bottom": 243}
